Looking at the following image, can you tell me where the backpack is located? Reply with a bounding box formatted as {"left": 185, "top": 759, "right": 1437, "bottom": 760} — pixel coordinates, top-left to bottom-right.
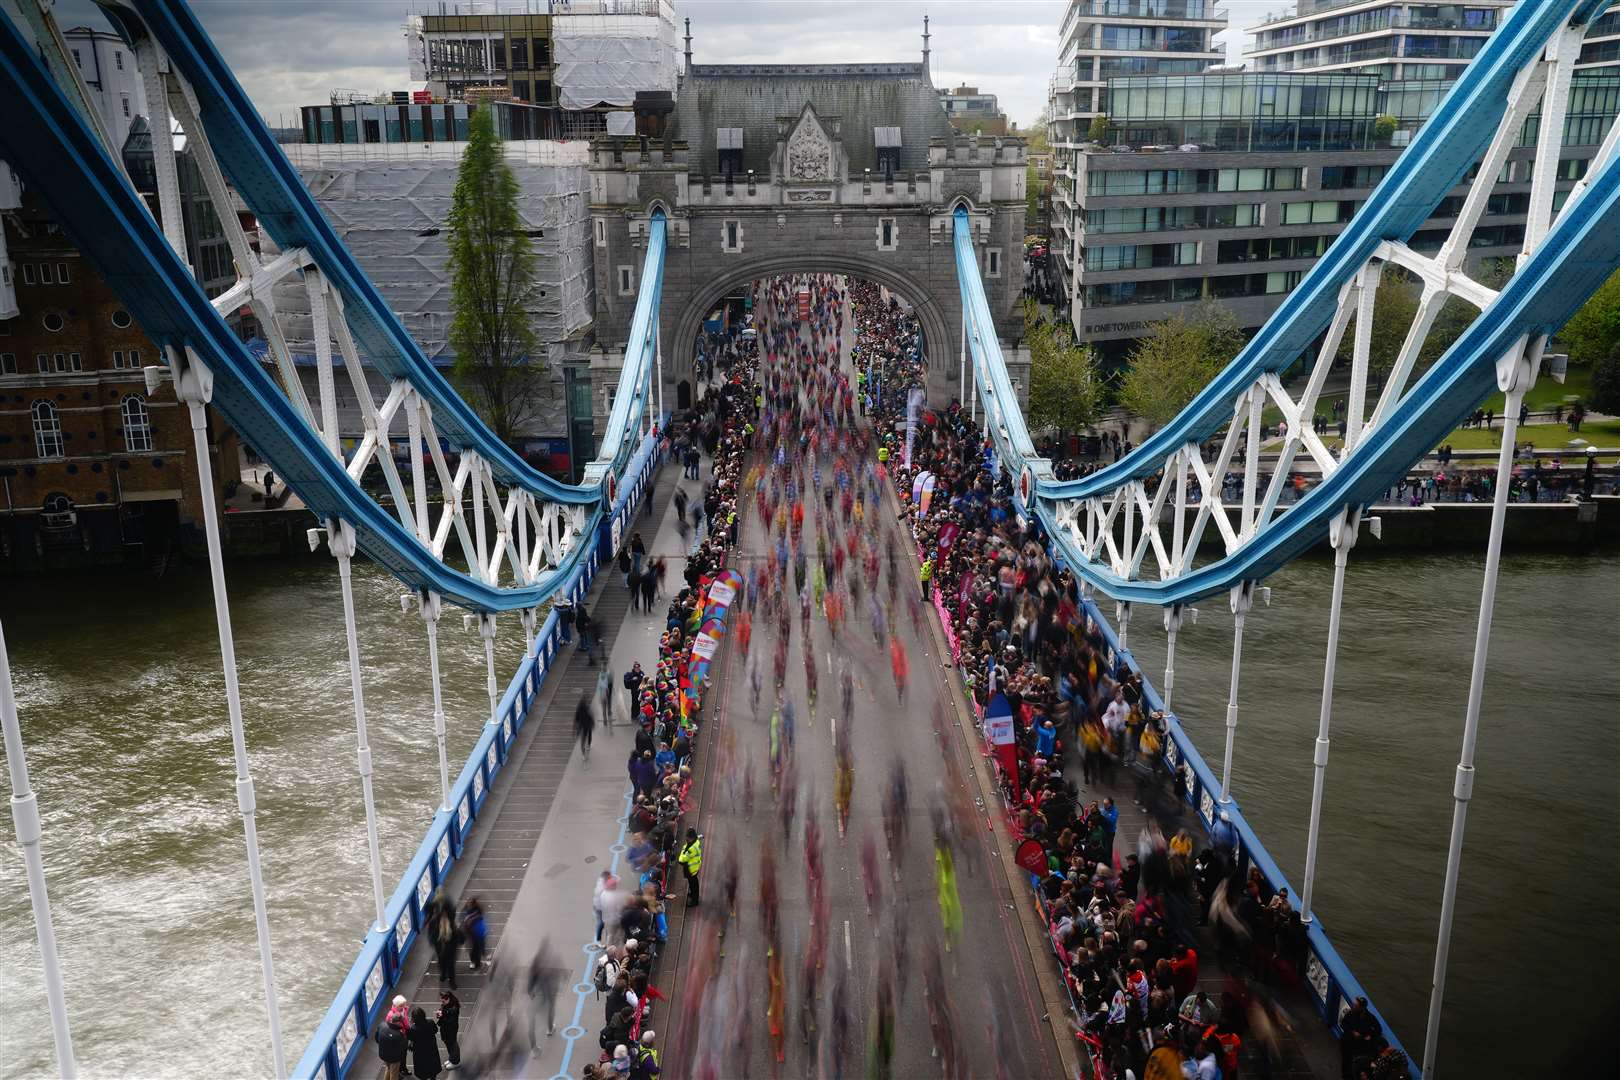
{"left": 593, "top": 955, "right": 620, "bottom": 996}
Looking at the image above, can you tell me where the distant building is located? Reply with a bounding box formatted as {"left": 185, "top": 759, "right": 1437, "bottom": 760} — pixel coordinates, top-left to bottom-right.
{"left": 61, "top": 25, "right": 146, "bottom": 150}
{"left": 940, "top": 85, "right": 1009, "bottom": 135}
{"left": 268, "top": 126, "right": 591, "bottom": 478}
{"left": 406, "top": 0, "right": 678, "bottom": 139}
{"left": 1246, "top": 2, "right": 1512, "bottom": 80}
{"left": 1049, "top": 69, "right": 1619, "bottom": 356}
{"left": 0, "top": 169, "right": 241, "bottom": 570}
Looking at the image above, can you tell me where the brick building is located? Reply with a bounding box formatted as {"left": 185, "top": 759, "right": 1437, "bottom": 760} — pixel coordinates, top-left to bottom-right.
{"left": 0, "top": 181, "right": 239, "bottom": 571}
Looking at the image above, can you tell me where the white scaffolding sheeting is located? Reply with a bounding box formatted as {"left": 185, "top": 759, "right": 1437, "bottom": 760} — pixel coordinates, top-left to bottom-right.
{"left": 552, "top": 11, "right": 677, "bottom": 110}
{"left": 263, "top": 153, "right": 593, "bottom": 438}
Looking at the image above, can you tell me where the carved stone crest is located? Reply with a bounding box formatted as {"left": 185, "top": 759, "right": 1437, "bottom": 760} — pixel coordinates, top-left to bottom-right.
{"left": 786, "top": 189, "right": 832, "bottom": 203}
{"left": 785, "top": 107, "right": 833, "bottom": 182}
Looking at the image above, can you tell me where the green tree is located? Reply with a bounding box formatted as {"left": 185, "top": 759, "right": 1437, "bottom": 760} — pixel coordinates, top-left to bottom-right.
{"left": 1025, "top": 300, "right": 1104, "bottom": 435}
{"left": 1025, "top": 120, "right": 1051, "bottom": 154}
{"left": 1087, "top": 114, "right": 1110, "bottom": 143}
{"left": 1373, "top": 114, "right": 1399, "bottom": 141}
{"left": 1120, "top": 302, "right": 1246, "bottom": 429}
{"left": 1557, "top": 268, "right": 1620, "bottom": 368}
{"left": 448, "top": 106, "right": 541, "bottom": 447}
{"left": 1340, "top": 260, "right": 1515, "bottom": 386}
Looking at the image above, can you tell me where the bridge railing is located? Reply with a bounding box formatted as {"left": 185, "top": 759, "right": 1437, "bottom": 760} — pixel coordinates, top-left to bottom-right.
{"left": 293, "top": 429, "right": 665, "bottom": 1080}
{"left": 1075, "top": 591, "right": 1415, "bottom": 1074}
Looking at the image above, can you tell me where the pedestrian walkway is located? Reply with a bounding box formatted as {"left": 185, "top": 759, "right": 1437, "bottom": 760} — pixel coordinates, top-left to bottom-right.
{"left": 351, "top": 454, "right": 698, "bottom": 1078}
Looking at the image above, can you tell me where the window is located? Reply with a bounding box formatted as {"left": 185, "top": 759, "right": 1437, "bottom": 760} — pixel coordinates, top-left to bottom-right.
{"left": 36, "top": 353, "right": 48, "bottom": 372}
{"left": 71, "top": 49, "right": 81, "bottom": 67}
{"left": 877, "top": 217, "right": 897, "bottom": 251}
{"left": 32, "top": 401, "right": 64, "bottom": 458}
{"left": 111, "top": 308, "right": 133, "bottom": 329}
{"left": 617, "top": 265, "right": 634, "bottom": 296}
{"left": 114, "top": 50, "right": 123, "bottom": 71}
{"left": 510, "top": 37, "right": 528, "bottom": 69}
{"left": 39, "top": 263, "right": 54, "bottom": 285}
{"left": 987, "top": 248, "right": 1002, "bottom": 278}
{"left": 594, "top": 218, "right": 607, "bottom": 247}
{"left": 42, "top": 311, "right": 65, "bottom": 333}
{"left": 1, "top": 352, "right": 16, "bottom": 374}
{"left": 122, "top": 395, "right": 153, "bottom": 452}
{"left": 21, "top": 263, "right": 33, "bottom": 285}
{"left": 491, "top": 38, "right": 506, "bottom": 70}
{"left": 56, "top": 263, "right": 70, "bottom": 284}
{"left": 722, "top": 219, "right": 742, "bottom": 253}
{"left": 41, "top": 352, "right": 82, "bottom": 373}
{"left": 122, "top": 95, "right": 131, "bottom": 119}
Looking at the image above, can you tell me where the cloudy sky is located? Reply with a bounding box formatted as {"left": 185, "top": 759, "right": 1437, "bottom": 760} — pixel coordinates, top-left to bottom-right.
{"left": 56, "top": 0, "right": 1299, "bottom": 130}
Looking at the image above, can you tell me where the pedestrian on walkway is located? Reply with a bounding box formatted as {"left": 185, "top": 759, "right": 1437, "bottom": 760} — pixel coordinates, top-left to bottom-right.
{"left": 408, "top": 1007, "right": 443, "bottom": 1079}
{"left": 630, "top": 749, "right": 657, "bottom": 798}
{"left": 598, "top": 668, "right": 616, "bottom": 730}
{"left": 631, "top": 531, "right": 646, "bottom": 578}
{"left": 375, "top": 1014, "right": 407, "bottom": 1080}
{"left": 593, "top": 871, "right": 617, "bottom": 942}
{"left": 527, "top": 944, "right": 562, "bottom": 1049}
{"left": 677, "top": 828, "right": 703, "bottom": 907}
{"left": 576, "top": 694, "right": 596, "bottom": 758}
{"left": 460, "top": 896, "right": 488, "bottom": 972}
{"left": 426, "top": 892, "right": 462, "bottom": 989}
{"left": 436, "top": 990, "right": 461, "bottom": 1071}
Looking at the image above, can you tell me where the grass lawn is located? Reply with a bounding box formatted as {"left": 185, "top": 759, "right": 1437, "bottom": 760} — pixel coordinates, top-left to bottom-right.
{"left": 1473, "top": 365, "right": 1593, "bottom": 415}
{"left": 1435, "top": 417, "right": 1620, "bottom": 460}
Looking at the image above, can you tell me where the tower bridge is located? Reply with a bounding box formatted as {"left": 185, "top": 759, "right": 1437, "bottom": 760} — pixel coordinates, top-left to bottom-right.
{"left": 0, "top": 2, "right": 1616, "bottom": 1079}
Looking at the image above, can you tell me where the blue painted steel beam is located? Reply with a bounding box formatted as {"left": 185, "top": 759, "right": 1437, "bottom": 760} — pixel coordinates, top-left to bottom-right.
{"left": 1038, "top": 0, "right": 1602, "bottom": 507}
{"left": 1036, "top": 144, "right": 1620, "bottom": 604}
{"left": 0, "top": 5, "right": 667, "bottom": 612}
{"left": 107, "top": 0, "right": 594, "bottom": 497}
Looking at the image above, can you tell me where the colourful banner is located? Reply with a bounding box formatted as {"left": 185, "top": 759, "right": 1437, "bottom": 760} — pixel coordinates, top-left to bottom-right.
{"left": 685, "top": 569, "right": 745, "bottom": 699}
{"left": 918, "top": 473, "right": 938, "bottom": 519}
{"left": 984, "top": 692, "right": 1020, "bottom": 803}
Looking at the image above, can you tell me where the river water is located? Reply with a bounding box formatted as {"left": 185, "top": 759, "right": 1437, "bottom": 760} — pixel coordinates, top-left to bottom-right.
{"left": 1, "top": 551, "right": 1616, "bottom": 1077}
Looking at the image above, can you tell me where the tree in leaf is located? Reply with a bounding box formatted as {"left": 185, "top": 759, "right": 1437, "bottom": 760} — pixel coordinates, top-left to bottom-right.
{"left": 1025, "top": 300, "right": 1104, "bottom": 436}
{"left": 1557, "top": 268, "right": 1620, "bottom": 369}
{"left": 1338, "top": 260, "right": 1514, "bottom": 387}
{"left": 1119, "top": 301, "right": 1246, "bottom": 429}
{"left": 448, "top": 106, "right": 542, "bottom": 447}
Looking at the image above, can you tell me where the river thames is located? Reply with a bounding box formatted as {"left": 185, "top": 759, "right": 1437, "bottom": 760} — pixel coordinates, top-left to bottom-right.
{"left": 1, "top": 549, "right": 1616, "bottom": 1077}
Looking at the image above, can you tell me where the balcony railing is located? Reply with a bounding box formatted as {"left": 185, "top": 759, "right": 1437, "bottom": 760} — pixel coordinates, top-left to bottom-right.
{"left": 1246, "top": 13, "right": 1499, "bottom": 54}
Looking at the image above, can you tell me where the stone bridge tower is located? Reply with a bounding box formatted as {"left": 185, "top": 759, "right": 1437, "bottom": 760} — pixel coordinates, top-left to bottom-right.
{"left": 587, "top": 58, "right": 1028, "bottom": 432}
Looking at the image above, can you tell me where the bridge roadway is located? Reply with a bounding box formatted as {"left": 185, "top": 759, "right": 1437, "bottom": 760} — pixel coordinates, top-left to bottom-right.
{"left": 349, "top": 284, "right": 1345, "bottom": 1080}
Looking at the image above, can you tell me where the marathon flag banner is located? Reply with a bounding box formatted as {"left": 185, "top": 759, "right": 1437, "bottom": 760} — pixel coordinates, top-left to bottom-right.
{"left": 683, "top": 568, "right": 745, "bottom": 711}
{"left": 918, "top": 473, "right": 938, "bottom": 519}
{"left": 937, "top": 522, "right": 960, "bottom": 554}
{"left": 984, "top": 692, "right": 1021, "bottom": 803}
{"left": 1015, "top": 838, "right": 1049, "bottom": 877}
{"left": 911, "top": 470, "right": 932, "bottom": 506}
{"left": 904, "top": 387, "right": 926, "bottom": 468}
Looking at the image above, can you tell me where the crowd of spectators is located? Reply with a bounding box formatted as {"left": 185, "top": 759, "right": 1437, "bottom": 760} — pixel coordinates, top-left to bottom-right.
{"left": 853, "top": 369, "right": 1409, "bottom": 1077}
{"left": 573, "top": 314, "right": 761, "bottom": 1080}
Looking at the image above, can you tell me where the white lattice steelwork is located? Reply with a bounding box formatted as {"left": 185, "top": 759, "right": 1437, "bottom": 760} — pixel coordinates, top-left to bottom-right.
{"left": 1039, "top": 15, "right": 1618, "bottom": 608}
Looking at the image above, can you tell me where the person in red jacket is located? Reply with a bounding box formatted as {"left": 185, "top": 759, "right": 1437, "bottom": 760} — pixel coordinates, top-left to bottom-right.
{"left": 1170, "top": 943, "right": 1199, "bottom": 999}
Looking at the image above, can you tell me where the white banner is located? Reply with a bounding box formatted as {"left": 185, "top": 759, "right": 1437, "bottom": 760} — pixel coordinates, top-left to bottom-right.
{"left": 707, "top": 580, "right": 737, "bottom": 607}
{"left": 691, "top": 632, "right": 720, "bottom": 660}
{"left": 986, "top": 715, "right": 1015, "bottom": 746}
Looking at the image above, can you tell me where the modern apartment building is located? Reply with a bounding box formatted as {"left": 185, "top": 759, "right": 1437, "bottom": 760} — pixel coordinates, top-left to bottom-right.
{"left": 1048, "top": 0, "right": 1227, "bottom": 134}
{"left": 1246, "top": 2, "right": 1513, "bottom": 80}
{"left": 1051, "top": 70, "right": 1619, "bottom": 356}
{"left": 940, "top": 85, "right": 1010, "bottom": 135}
{"left": 1045, "top": 2, "right": 1230, "bottom": 323}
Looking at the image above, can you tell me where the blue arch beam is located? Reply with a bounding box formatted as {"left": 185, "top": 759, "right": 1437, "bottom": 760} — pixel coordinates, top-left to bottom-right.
{"left": 0, "top": 5, "right": 665, "bottom": 611}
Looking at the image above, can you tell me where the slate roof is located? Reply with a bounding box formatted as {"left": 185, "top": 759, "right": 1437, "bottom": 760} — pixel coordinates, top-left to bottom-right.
{"left": 674, "top": 63, "right": 952, "bottom": 176}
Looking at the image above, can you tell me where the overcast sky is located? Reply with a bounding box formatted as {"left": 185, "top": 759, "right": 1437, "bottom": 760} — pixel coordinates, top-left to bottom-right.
{"left": 56, "top": 0, "right": 1299, "bottom": 130}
